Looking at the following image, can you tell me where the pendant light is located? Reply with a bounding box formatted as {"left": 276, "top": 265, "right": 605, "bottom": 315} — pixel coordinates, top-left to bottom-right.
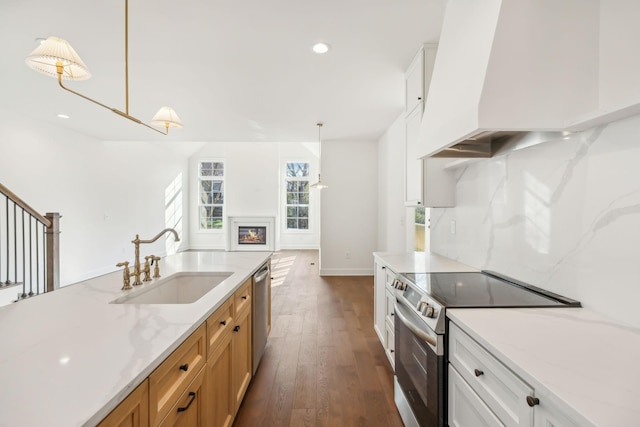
{"left": 25, "top": 0, "right": 182, "bottom": 135}
{"left": 310, "top": 122, "right": 328, "bottom": 190}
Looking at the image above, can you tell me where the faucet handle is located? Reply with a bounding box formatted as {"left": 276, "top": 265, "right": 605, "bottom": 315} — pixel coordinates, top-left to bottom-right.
{"left": 116, "top": 261, "right": 132, "bottom": 290}
{"left": 143, "top": 256, "right": 153, "bottom": 282}
{"left": 150, "top": 255, "right": 162, "bottom": 278}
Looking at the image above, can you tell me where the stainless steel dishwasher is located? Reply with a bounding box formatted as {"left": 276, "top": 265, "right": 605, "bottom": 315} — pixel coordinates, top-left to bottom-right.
{"left": 252, "top": 262, "right": 270, "bottom": 374}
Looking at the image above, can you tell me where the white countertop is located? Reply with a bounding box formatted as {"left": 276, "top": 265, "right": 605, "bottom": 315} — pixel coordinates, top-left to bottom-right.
{"left": 447, "top": 307, "right": 640, "bottom": 427}
{"left": 373, "top": 251, "right": 477, "bottom": 273}
{"left": 0, "top": 251, "right": 271, "bottom": 427}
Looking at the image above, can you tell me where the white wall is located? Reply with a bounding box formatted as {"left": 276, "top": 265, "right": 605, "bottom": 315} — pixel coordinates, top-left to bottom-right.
{"left": 320, "top": 139, "right": 378, "bottom": 275}
{"left": 431, "top": 113, "right": 640, "bottom": 329}
{"left": 188, "top": 142, "right": 320, "bottom": 250}
{"left": 377, "top": 113, "right": 407, "bottom": 252}
{"left": 0, "top": 109, "right": 189, "bottom": 290}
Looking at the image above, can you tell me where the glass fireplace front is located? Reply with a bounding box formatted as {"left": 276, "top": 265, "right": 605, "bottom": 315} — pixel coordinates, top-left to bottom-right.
{"left": 238, "top": 226, "right": 267, "bottom": 245}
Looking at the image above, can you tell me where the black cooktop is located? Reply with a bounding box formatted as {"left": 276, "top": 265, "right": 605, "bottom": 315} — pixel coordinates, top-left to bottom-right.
{"left": 400, "top": 271, "right": 580, "bottom": 308}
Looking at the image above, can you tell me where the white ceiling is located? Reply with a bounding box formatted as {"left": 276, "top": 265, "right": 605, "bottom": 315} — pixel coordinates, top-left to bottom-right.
{"left": 0, "top": 0, "right": 446, "bottom": 143}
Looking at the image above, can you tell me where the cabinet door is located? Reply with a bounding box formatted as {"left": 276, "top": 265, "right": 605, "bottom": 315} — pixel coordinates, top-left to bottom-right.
{"left": 208, "top": 330, "right": 234, "bottom": 427}
{"left": 448, "top": 365, "right": 504, "bottom": 427}
{"left": 404, "top": 105, "right": 423, "bottom": 206}
{"left": 158, "top": 367, "right": 207, "bottom": 427}
{"left": 232, "top": 308, "right": 252, "bottom": 408}
{"left": 374, "top": 262, "right": 387, "bottom": 346}
{"left": 405, "top": 48, "right": 425, "bottom": 114}
{"left": 97, "top": 379, "right": 149, "bottom": 427}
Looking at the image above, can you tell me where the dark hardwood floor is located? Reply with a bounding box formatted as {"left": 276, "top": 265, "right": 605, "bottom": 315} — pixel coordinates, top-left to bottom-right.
{"left": 233, "top": 250, "right": 403, "bottom": 427}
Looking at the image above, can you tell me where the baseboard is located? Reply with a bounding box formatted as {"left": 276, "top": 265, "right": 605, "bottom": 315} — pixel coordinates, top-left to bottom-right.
{"left": 374, "top": 324, "right": 385, "bottom": 345}
{"left": 319, "top": 268, "right": 374, "bottom": 276}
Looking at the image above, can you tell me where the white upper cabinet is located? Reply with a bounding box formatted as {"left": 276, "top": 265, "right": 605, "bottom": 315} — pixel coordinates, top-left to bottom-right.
{"left": 404, "top": 45, "right": 455, "bottom": 207}
{"left": 418, "top": 0, "right": 599, "bottom": 158}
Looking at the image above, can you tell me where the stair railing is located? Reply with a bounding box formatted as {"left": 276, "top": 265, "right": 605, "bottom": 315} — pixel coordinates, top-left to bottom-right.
{"left": 0, "top": 182, "right": 60, "bottom": 300}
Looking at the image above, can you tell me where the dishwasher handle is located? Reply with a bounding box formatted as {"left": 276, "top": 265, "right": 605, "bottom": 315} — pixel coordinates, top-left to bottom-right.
{"left": 253, "top": 264, "right": 270, "bottom": 283}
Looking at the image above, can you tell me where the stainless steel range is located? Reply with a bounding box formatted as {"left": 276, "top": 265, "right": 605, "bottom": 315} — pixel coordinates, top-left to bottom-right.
{"left": 391, "top": 271, "right": 580, "bottom": 427}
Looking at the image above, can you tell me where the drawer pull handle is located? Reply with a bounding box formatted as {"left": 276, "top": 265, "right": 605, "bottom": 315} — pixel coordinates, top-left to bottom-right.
{"left": 177, "top": 392, "right": 196, "bottom": 412}
{"left": 526, "top": 396, "right": 540, "bottom": 407}
{"left": 241, "top": 295, "right": 248, "bottom": 300}
{"left": 474, "top": 369, "right": 484, "bottom": 377}
{"left": 220, "top": 320, "right": 226, "bottom": 326}
{"left": 179, "top": 363, "right": 189, "bottom": 372}
{"left": 234, "top": 325, "right": 241, "bottom": 332}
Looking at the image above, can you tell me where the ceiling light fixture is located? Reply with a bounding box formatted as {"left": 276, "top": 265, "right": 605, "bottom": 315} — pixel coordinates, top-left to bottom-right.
{"left": 312, "top": 43, "right": 330, "bottom": 54}
{"left": 310, "top": 122, "right": 328, "bottom": 190}
{"left": 25, "top": 0, "right": 182, "bottom": 135}
{"left": 57, "top": 114, "right": 69, "bottom": 119}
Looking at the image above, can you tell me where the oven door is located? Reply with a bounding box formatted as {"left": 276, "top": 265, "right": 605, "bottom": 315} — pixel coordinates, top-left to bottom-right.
{"left": 394, "top": 299, "right": 444, "bottom": 427}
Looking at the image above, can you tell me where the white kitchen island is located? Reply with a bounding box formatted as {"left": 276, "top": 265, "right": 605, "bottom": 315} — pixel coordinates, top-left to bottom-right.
{"left": 0, "top": 251, "right": 271, "bottom": 427}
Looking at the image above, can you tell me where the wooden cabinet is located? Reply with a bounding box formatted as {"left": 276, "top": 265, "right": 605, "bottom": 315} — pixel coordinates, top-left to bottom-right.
{"left": 232, "top": 304, "right": 252, "bottom": 408}
{"left": 97, "top": 380, "right": 149, "bottom": 427}
{"left": 207, "top": 331, "right": 234, "bottom": 427}
{"left": 205, "top": 278, "right": 253, "bottom": 427}
{"left": 206, "top": 297, "right": 233, "bottom": 357}
{"left": 149, "top": 324, "right": 207, "bottom": 426}
{"left": 98, "top": 267, "right": 265, "bottom": 427}
{"left": 158, "top": 367, "right": 207, "bottom": 427}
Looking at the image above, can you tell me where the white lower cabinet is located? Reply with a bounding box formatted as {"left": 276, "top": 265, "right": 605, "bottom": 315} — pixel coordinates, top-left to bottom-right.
{"left": 448, "top": 365, "right": 504, "bottom": 427}
{"left": 448, "top": 321, "right": 583, "bottom": 427}
{"left": 384, "top": 320, "right": 395, "bottom": 370}
{"left": 373, "top": 258, "right": 396, "bottom": 370}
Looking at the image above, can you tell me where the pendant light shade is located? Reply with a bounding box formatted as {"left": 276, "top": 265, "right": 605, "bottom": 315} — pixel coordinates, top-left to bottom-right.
{"left": 151, "top": 106, "right": 184, "bottom": 131}
{"left": 26, "top": 36, "right": 91, "bottom": 80}
{"left": 310, "top": 122, "right": 328, "bottom": 190}
{"left": 24, "top": 1, "right": 182, "bottom": 136}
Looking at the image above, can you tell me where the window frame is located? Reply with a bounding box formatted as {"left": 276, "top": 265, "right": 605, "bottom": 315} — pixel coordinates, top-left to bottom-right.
{"left": 197, "top": 159, "right": 226, "bottom": 232}
{"left": 283, "top": 160, "right": 312, "bottom": 233}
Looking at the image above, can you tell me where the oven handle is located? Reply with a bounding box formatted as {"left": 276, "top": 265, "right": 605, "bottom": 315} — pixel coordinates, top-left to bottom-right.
{"left": 394, "top": 300, "right": 438, "bottom": 349}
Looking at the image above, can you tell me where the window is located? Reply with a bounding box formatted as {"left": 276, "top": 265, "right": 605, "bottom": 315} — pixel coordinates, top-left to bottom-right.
{"left": 198, "top": 160, "right": 224, "bottom": 230}
{"left": 285, "top": 162, "right": 310, "bottom": 230}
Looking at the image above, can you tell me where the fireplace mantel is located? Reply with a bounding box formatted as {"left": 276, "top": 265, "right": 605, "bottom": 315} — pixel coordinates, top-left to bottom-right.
{"left": 227, "top": 216, "right": 275, "bottom": 251}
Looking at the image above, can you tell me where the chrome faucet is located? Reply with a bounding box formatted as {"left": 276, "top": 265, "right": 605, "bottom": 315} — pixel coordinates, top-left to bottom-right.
{"left": 130, "top": 228, "right": 180, "bottom": 286}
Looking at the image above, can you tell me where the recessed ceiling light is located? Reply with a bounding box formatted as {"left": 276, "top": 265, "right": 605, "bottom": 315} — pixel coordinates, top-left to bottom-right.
{"left": 35, "top": 37, "right": 47, "bottom": 45}
{"left": 57, "top": 114, "right": 70, "bottom": 119}
{"left": 312, "top": 43, "right": 330, "bottom": 54}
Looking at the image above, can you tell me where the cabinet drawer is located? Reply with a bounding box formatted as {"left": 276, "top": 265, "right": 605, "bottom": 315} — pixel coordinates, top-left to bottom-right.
{"left": 385, "top": 289, "right": 395, "bottom": 326}
{"left": 384, "top": 321, "right": 395, "bottom": 371}
{"left": 448, "top": 365, "right": 504, "bottom": 427}
{"left": 385, "top": 267, "right": 396, "bottom": 288}
{"left": 234, "top": 278, "right": 252, "bottom": 318}
{"left": 449, "top": 322, "right": 533, "bottom": 427}
{"left": 207, "top": 297, "right": 234, "bottom": 358}
{"left": 158, "top": 365, "right": 207, "bottom": 427}
{"left": 149, "top": 323, "right": 207, "bottom": 426}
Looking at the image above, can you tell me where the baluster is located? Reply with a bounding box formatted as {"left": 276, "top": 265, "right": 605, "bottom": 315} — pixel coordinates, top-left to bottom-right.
{"left": 21, "top": 210, "right": 26, "bottom": 299}
{"left": 28, "top": 214, "right": 33, "bottom": 297}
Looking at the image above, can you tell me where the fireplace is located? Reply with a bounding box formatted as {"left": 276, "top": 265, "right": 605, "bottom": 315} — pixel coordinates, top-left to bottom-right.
{"left": 227, "top": 216, "right": 275, "bottom": 251}
{"left": 238, "top": 226, "right": 266, "bottom": 245}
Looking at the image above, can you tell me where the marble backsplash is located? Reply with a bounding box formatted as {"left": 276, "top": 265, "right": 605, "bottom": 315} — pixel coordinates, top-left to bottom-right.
{"left": 431, "top": 114, "right": 640, "bottom": 329}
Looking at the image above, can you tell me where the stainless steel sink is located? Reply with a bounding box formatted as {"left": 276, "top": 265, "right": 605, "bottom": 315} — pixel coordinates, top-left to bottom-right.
{"left": 111, "top": 272, "right": 232, "bottom": 304}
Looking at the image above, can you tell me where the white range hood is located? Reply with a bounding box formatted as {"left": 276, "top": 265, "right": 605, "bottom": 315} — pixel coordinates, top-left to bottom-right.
{"left": 418, "top": 0, "right": 599, "bottom": 158}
